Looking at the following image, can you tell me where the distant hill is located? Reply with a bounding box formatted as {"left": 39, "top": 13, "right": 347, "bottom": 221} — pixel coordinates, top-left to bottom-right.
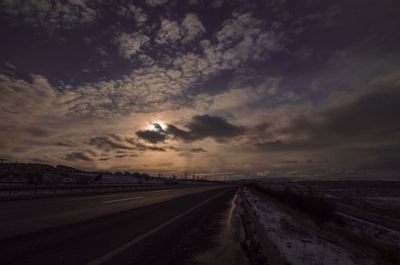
{"left": 0, "top": 163, "right": 86, "bottom": 174}
{"left": 0, "top": 162, "right": 161, "bottom": 185}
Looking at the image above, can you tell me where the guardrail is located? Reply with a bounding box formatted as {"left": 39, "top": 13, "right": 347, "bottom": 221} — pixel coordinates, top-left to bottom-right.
{"left": 0, "top": 182, "right": 200, "bottom": 199}
{"left": 238, "top": 188, "right": 285, "bottom": 265}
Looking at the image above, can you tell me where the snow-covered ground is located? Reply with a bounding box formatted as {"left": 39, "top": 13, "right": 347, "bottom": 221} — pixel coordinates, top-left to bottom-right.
{"left": 337, "top": 212, "right": 400, "bottom": 249}
{"left": 242, "top": 188, "right": 374, "bottom": 265}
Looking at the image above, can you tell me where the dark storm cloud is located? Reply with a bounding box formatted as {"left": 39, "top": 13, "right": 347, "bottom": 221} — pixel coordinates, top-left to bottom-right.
{"left": 25, "top": 127, "right": 54, "bottom": 138}
{"left": 354, "top": 144, "right": 400, "bottom": 172}
{"left": 115, "top": 154, "right": 128, "bottom": 159}
{"left": 135, "top": 130, "right": 167, "bottom": 144}
{"left": 136, "top": 115, "right": 246, "bottom": 144}
{"left": 255, "top": 122, "right": 270, "bottom": 132}
{"left": 167, "top": 115, "right": 246, "bottom": 142}
{"left": 146, "top": 146, "right": 166, "bottom": 152}
{"left": 256, "top": 139, "right": 325, "bottom": 152}
{"left": 166, "top": 125, "right": 191, "bottom": 141}
{"left": 125, "top": 138, "right": 166, "bottom": 152}
{"left": 282, "top": 160, "right": 299, "bottom": 164}
{"left": 257, "top": 87, "right": 400, "bottom": 152}
{"left": 53, "top": 141, "right": 78, "bottom": 147}
{"left": 135, "top": 142, "right": 166, "bottom": 152}
{"left": 190, "top": 147, "right": 206, "bottom": 152}
{"left": 287, "top": 89, "right": 400, "bottom": 141}
{"left": 88, "top": 136, "right": 136, "bottom": 151}
{"left": 65, "top": 152, "right": 93, "bottom": 162}
{"left": 88, "top": 135, "right": 166, "bottom": 153}
{"left": 183, "top": 115, "right": 246, "bottom": 140}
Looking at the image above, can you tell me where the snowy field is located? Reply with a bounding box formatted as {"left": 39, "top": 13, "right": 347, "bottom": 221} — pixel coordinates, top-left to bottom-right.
{"left": 337, "top": 211, "right": 400, "bottom": 249}
{"left": 242, "top": 187, "right": 393, "bottom": 265}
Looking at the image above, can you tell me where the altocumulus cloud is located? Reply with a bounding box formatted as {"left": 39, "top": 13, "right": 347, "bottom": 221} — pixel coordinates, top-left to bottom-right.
{"left": 0, "top": 10, "right": 285, "bottom": 119}
{"left": 1, "top": 0, "right": 98, "bottom": 30}
{"left": 2, "top": 0, "right": 399, "bottom": 178}
{"left": 114, "top": 32, "right": 150, "bottom": 59}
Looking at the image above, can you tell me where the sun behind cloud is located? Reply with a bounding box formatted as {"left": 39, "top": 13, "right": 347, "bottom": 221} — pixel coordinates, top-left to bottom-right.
{"left": 148, "top": 121, "right": 166, "bottom": 131}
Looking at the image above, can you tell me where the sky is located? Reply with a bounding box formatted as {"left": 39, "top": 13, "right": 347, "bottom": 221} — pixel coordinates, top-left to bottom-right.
{"left": 0, "top": 0, "right": 400, "bottom": 179}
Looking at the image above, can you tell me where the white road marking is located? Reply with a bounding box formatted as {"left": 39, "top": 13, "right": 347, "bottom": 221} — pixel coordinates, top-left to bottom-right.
{"left": 68, "top": 194, "right": 119, "bottom": 201}
{"left": 101, "top": 196, "right": 144, "bottom": 204}
{"left": 87, "top": 188, "right": 231, "bottom": 265}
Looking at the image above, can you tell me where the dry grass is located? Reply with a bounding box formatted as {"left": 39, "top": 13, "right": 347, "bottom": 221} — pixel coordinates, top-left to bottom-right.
{"left": 247, "top": 183, "right": 342, "bottom": 224}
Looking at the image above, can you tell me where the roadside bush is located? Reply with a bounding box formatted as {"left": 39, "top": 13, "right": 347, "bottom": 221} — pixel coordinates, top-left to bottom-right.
{"left": 247, "top": 183, "right": 340, "bottom": 223}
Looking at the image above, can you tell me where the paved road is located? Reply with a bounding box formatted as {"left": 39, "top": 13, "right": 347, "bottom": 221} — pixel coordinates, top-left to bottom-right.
{"left": 0, "top": 185, "right": 226, "bottom": 239}
{"left": 0, "top": 185, "right": 238, "bottom": 265}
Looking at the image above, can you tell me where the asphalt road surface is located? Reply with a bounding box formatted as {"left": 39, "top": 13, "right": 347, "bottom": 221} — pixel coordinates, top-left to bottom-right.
{"left": 0, "top": 185, "right": 238, "bottom": 265}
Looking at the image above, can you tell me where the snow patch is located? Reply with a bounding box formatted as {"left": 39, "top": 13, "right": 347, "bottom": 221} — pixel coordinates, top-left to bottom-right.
{"left": 243, "top": 188, "right": 373, "bottom": 265}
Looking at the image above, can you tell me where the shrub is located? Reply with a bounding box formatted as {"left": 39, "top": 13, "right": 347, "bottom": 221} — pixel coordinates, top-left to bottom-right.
{"left": 247, "top": 183, "right": 339, "bottom": 223}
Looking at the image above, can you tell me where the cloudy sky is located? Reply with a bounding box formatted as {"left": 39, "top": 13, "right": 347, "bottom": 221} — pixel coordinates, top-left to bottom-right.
{"left": 1, "top": 0, "right": 400, "bottom": 179}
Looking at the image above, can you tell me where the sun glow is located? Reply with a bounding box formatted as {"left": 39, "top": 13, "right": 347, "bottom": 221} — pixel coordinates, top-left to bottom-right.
{"left": 148, "top": 121, "right": 166, "bottom": 131}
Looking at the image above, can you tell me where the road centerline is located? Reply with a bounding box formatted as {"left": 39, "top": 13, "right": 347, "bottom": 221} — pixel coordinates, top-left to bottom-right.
{"left": 87, "top": 188, "right": 232, "bottom": 265}
{"left": 68, "top": 194, "right": 120, "bottom": 201}
{"left": 101, "top": 196, "right": 145, "bottom": 204}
